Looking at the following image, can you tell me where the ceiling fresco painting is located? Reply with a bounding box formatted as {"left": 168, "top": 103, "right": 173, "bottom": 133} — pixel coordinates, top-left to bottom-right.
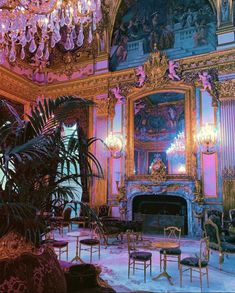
{"left": 110, "top": 0, "right": 216, "bottom": 71}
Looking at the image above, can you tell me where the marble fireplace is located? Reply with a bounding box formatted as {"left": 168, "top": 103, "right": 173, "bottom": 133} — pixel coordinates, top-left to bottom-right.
{"left": 125, "top": 179, "right": 202, "bottom": 237}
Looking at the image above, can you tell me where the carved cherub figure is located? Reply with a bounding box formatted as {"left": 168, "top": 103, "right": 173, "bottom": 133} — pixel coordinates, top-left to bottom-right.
{"left": 168, "top": 60, "right": 181, "bottom": 81}
{"left": 135, "top": 65, "right": 146, "bottom": 87}
{"left": 110, "top": 86, "right": 126, "bottom": 104}
{"left": 199, "top": 71, "right": 212, "bottom": 92}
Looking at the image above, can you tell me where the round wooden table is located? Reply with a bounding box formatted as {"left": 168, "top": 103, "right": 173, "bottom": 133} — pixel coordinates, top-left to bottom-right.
{"left": 67, "top": 231, "right": 90, "bottom": 263}
{"left": 152, "top": 240, "right": 179, "bottom": 285}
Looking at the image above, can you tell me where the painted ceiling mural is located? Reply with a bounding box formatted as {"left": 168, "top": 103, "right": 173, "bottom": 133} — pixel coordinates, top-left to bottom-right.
{"left": 110, "top": 0, "right": 216, "bottom": 71}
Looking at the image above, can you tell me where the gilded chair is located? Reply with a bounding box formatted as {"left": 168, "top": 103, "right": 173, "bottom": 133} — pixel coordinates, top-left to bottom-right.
{"left": 59, "top": 207, "right": 72, "bottom": 237}
{"left": 204, "top": 219, "right": 235, "bottom": 270}
{"left": 97, "top": 204, "right": 111, "bottom": 219}
{"left": 160, "top": 226, "right": 181, "bottom": 271}
{"left": 127, "top": 231, "right": 152, "bottom": 283}
{"left": 180, "top": 237, "right": 209, "bottom": 290}
{"left": 79, "top": 236, "right": 101, "bottom": 263}
{"left": 204, "top": 209, "right": 224, "bottom": 230}
{"left": 229, "top": 209, "right": 235, "bottom": 223}
{"left": 71, "top": 204, "right": 89, "bottom": 229}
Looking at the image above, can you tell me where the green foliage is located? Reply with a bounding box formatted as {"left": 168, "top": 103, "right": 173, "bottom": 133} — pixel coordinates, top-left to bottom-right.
{"left": 0, "top": 96, "right": 104, "bottom": 244}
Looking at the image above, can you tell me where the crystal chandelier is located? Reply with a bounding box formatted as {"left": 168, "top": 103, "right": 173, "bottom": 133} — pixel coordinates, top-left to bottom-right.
{"left": 0, "top": 0, "right": 102, "bottom": 64}
{"left": 196, "top": 123, "right": 218, "bottom": 153}
{"left": 166, "top": 131, "right": 185, "bottom": 157}
{"left": 105, "top": 132, "right": 124, "bottom": 159}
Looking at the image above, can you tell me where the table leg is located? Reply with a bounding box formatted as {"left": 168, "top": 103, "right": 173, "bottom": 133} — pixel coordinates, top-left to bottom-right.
{"left": 71, "top": 236, "right": 84, "bottom": 263}
{"left": 152, "top": 251, "right": 173, "bottom": 285}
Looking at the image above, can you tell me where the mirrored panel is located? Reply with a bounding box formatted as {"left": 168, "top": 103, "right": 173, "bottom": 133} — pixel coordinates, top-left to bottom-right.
{"left": 134, "top": 92, "right": 186, "bottom": 175}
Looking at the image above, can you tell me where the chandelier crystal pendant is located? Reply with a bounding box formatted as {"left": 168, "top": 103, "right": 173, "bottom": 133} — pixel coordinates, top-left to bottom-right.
{"left": 0, "top": 0, "right": 102, "bottom": 64}
{"left": 166, "top": 131, "right": 186, "bottom": 157}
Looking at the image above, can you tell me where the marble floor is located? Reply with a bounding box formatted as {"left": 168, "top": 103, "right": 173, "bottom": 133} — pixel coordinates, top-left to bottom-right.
{"left": 55, "top": 228, "right": 235, "bottom": 293}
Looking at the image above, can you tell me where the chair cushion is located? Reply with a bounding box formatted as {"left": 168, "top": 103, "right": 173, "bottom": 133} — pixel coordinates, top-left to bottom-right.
{"left": 80, "top": 239, "right": 100, "bottom": 246}
{"left": 221, "top": 242, "right": 235, "bottom": 253}
{"left": 160, "top": 248, "right": 181, "bottom": 255}
{"left": 52, "top": 241, "right": 68, "bottom": 248}
{"left": 130, "top": 251, "right": 152, "bottom": 261}
{"left": 209, "top": 241, "right": 235, "bottom": 253}
{"left": 180, "top": 257, "right": 207, "bottom": 267}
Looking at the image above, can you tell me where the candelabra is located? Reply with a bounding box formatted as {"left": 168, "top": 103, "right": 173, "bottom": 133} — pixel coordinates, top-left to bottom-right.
{"left": 105, "top": 132, "right": 125, "bottom": 159}
{"left": 196, "top": 123, "right": 218, "bottom": 153}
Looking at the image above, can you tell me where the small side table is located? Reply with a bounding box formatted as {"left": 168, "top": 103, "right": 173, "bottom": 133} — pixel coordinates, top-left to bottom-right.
{"left": 67, "top": 231, "right": 90, "bottom": 263}
{"left": 152, "top": 240, "right": 179, "bottom": 285}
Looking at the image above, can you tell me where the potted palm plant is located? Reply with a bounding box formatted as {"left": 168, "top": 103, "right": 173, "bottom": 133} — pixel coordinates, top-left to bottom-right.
{"left": 0, "top": 96, "right": 103, "bottom": 293}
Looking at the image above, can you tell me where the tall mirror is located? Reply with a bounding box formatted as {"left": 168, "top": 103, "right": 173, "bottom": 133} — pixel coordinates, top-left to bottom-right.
{"left": 134, "top": 92, "right": 186, "bottom": 176}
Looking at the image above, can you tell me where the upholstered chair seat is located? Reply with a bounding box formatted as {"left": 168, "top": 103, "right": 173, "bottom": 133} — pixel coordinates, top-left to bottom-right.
{"left": 130, "top": 251, "right": 152, "bottom": 261}
{"left": 180, "top": 257, "right": 208, "bottom": 268}
{"left": 160, "top": 247, "right": 181, "bottom": 255}
{"left": 80, "top": 239, "right": 100, "bottom": 246}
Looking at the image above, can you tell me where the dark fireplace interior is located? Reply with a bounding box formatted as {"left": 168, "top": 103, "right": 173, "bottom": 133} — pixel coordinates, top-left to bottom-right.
{"left": 133, "top": 194, "right": 188, "bottom": 235}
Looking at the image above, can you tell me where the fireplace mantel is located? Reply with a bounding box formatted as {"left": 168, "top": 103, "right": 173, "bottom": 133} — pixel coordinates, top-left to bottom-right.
{"left": 125, "top": 179, "right": 203, "bottom": 237}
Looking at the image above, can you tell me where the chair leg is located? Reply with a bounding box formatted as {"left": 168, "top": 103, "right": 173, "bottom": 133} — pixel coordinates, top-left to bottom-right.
{"left": 160, "top": 254, "right": 162, "bottom": 272}
{"left": 206, "top": 266, "right": 209, "bottom": 288}
{"left": 90, "top": 246, "right": 93, "bottom": 263}
{"left": 66, "top": 245, "right": 68, "bottom": 260}
{"left": 180, "top": 265, "right": 182, "bottom": 287}
{"left": 178, "top": 255, "right": 181, "bottom": 270}
{"left": 150, "top": 258, "right": 152, "bottom": 276}
{"left": 98, "top": 244, "right": 101, "bottom": 259}
{"left": 219, "top": 252, "right": 224, "bottom": 270}
{"left": 190, "top": 268, "right": 192, "bottom": 282}
{"left": 128, "top": 258, "right": 130, "bottom": 278}
{"left": 144, "top": 261, "right": 146, "bottom": 283}
{"left": 133, "top": 260, "right": 135, "bottom": 274}
{"left": 79, "top": 242, "right": 81, "bottom": 257}
{"left": 199, "top": 268, "right": 202, "bottom": 290}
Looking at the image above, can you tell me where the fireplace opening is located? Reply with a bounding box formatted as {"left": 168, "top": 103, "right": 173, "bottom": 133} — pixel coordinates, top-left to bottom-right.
{"left": 133, "top": 194, "right": 188, "bottom": 235}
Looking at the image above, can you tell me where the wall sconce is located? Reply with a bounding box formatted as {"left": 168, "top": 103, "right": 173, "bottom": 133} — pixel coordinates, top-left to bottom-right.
{"left": 105, "top": 132, "right": 125, "bottom": 159}
{"left": 196, "top": 123, "right": 218, "bottom": 153}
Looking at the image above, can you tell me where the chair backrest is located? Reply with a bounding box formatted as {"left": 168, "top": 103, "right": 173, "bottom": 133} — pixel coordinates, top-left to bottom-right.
{"left": 205, "top": 209, "right": 224, "bottom": 228}
{"left": 127, "top": 230, "right": 136, "bottom": 255}
{"left": 63, "top": 207, "right": 72, "bottom": 221}
{"left": 98, "top": 204, "right": 111, "bottom": 218}
{"left": 164, "top": 226, "right": 181, "bottom": 246}
{"left": 229, "top": 209, "right": 235, "bottom": 222}
{"left": 199, "top": 237, "right": 210, "bottom": 264}
{"left": 204, "top": 219, "right": 221, "bottom": 248}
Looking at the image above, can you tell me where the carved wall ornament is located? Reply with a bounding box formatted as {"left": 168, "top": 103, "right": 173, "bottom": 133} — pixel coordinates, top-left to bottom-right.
{"left": 192, "top": 179, "right": 204, "bottom": 204}
{"left": 110, "top": 85, "right": 126, "bottom": 104}
{"left": 220, "top": 79, "right": 235, "bottom": 99}
{"left": 135, "top": 65, "right": 146, "bottom": 88}
{"left": 168, "top": 60, "right": 181, "bottom": 81}
{"left": 143, "top": 49, "right": 169, "bottom": 89}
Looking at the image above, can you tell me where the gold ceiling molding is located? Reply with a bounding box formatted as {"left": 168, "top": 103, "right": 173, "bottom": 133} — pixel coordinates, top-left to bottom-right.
{"left": 0, "top": 65, "right": 38, "bottom": 102}
{"left": 220, "top": 79, "right": 235, "bottom": 99}
{"left": 0, "top": 48, "right": 235, "bottom": 106}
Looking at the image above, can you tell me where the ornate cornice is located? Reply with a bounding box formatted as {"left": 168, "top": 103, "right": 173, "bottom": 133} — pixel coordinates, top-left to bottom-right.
{"left": 0, "top": 65, "right": 38, "bottom": 102}
{"left": 220, "top": 79, "right": 235, "bottom": 99}
{"left": 0, "top": 48, "right": 235, "bottom": 106}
